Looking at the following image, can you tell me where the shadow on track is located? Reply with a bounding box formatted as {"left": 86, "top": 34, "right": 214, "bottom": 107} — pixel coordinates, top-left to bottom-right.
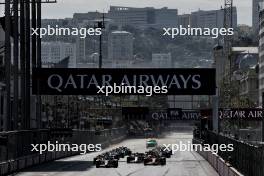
{"left": 19, "top": 160, "right": 94, "bottom": 172}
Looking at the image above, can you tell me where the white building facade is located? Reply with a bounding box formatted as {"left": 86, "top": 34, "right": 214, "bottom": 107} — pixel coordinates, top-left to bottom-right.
{"left": 108, "top": 6, "right": 178, "bottom": 28}
{"left": 190, "top": 8, "right": 237, "bottom": 29}
{"left": 108, "top": 31, "right": 134, "bottom": 62}
{"left": 41, "top": 42, "right": 77, "bottom": 68}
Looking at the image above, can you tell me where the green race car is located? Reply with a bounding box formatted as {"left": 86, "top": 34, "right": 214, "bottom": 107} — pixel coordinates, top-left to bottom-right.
{"left": 146, "top": 139, "right": 157, "bottom": 148}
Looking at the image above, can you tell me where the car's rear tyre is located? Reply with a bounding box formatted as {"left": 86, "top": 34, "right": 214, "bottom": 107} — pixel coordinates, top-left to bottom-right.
{"left": 144, "top": 160, "right": 148, "bottom": 166}
{"left": 95, "top": 162, "right": 100, "bottom": 168}
{"left": 161, "top": 158, "right": 166, "bottom": 165}
{"left": 114, "top": 162, "right": 118, "bottom": 168}
{"left": 127, "top": 157, "right": 131, "bottom": 163}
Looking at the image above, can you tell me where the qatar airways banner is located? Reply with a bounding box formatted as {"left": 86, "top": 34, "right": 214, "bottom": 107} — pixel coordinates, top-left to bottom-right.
{"left": 32, "top": 68, "right": 216, "bottom": 95}
{"left": 219, "top": 108, "right": 264, "bottom": 120}
{"left": 151, "top": 109, "right": 201, "bottom": 121}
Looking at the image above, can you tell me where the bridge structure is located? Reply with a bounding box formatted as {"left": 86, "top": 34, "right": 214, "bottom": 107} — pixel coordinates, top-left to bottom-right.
{"left": 0, "top": 1, "right": 263, "bottom": 176}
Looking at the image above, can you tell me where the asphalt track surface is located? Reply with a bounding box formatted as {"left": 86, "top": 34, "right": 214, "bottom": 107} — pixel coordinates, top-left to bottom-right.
{"left": 16, "top": 132, "right": 219, "bottom": 176}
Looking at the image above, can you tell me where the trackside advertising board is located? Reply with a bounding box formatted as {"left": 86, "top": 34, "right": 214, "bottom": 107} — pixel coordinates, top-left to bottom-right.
{"left": 32, "top": 68, "right": 216, "bottom": 95}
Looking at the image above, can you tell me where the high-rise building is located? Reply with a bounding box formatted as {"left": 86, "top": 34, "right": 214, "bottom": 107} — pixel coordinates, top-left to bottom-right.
{"left": 108, "top": 6, "right": 178, "bottom": 28}
{"left": 154, "top": 7, "right": 178, "bottom": 28}
{"left": 108, "top": 31, "right": 133, "bottom": 62}
{"left": 73, "top": 11, "right": 103, "bottom": 22}
{"left": 190, "top": 8, "right": 237, "bottom": 29}
{"left": 253, "top": 0, "right": 263, "bottom": 33}
{"left": 178, "top": 14, "right": 191, "bottom": 28}
{"left": 41, "top": 42, "right": 77, "bottom": 68}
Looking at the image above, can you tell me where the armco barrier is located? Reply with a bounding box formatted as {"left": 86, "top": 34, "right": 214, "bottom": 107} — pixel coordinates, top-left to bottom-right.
{"left": 9, "top": 160, "right": 17, "bottom": 173}
{"left": 0, "top": 162, "right": 8, "bottom": 175}
{"left": 206, "top": 131, "right": 262, "bottom": 176}
{"left": 18, "top": 157, "right": 26, "bottom": 170}
{"left": 192, "top": 138, "right": 244, "bottom": 176}
{"left": 0, "top": 128, "right": 126, "bottom": 176}
{"left": 40, "top": 154, "right": 46, "bottom": 163}
{"left": 229, "top": 167, "right": 244, "bottom": 176}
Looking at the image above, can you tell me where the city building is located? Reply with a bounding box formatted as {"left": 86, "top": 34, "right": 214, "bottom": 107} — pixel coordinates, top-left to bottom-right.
{"left": 108, "top": 6, "right": 178, "bottom": 28}
{"left": 75, "top": 19, "right": 111, "bottom": 65}
{"left": 178, "top": 14, "right": 191, "bottom": 28}
{"left": 152, "top": 53, "right": 172, "bottom": 68}
{"left": 229, "top": 47, "right": 259, "bottom": 105}
{"left": 190, "top": 7, "right": 237, "bottom": 29}
{"left": 41, "top": 42, "right": 77, "bottom": 68}
{"left": 253, "top": 0, "right": 263, "bottom": 34}
{"left": 76, "top": 37, "right": 86, "bottom": 65}
{"left": 153, "top": 7, "right": 178, "bottom": 28}
{"left": 73, "top": 11, "right": 103, "bottom": 22}
{"left": 216, "top": 45, "right": 259, "bottom": 106}
{"left": 240, "top": 67, "right": 259, "bottom": 105}
{"left": 108, "top": 31, "right": 133, "bottom": 62}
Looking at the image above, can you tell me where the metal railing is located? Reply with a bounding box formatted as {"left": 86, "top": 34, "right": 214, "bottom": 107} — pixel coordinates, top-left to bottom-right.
{"left": 0, "top": 127, "right": 126, "bottom": 163}
{"left": 199, "top": 131, "right": 264, "bottom": 176}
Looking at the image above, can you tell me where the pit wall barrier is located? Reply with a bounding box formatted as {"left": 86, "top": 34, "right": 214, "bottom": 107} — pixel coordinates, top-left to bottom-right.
{"left": 192, "top": 138, "right": 244, "bottom": 176}
{"left": 0, "top": 128, "right": 126, "bottom": 176}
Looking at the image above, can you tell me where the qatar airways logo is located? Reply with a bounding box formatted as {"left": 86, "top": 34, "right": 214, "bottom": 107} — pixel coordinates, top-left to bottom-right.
{"left": 47, "top": 74, "right": 202, "bottom": 93}
{"left": 32, "top": 68, "right": 216, "bottom": 95}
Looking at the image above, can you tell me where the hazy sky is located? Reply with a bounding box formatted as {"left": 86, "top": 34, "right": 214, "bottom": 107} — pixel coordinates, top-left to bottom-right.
{"left": 0, "top": 0, "right": 252, "bottom": 25}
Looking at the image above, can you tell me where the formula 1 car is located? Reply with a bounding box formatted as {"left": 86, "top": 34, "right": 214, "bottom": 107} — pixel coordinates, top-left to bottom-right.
{"left": 157, "top": 146, "right": 173, "bottom": 158}
{"left": 146, "top": 139, "right": 158, "bottom": 148}
{"left": 94, "top": 156, "right": 118, "bottom": 168}
{"left": 115, "top": 146, "right": 132, "bottom": 157}
{"left": 108, "top": 147, "right": 132, "bottom": 159}
{"left": 121, "top": 146, "right": 132, "bottom": 156}
{"left": 108, "top": 150, "right": 123, "bottom": 160}
{"left": 127, "top": 153, "right": 145, "bottom": 163}
{"left": 144, "top": 151, "right": 166, "bottom": 166}
{"left": 93, "top": 153, "right": 108, "bottom": 164}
